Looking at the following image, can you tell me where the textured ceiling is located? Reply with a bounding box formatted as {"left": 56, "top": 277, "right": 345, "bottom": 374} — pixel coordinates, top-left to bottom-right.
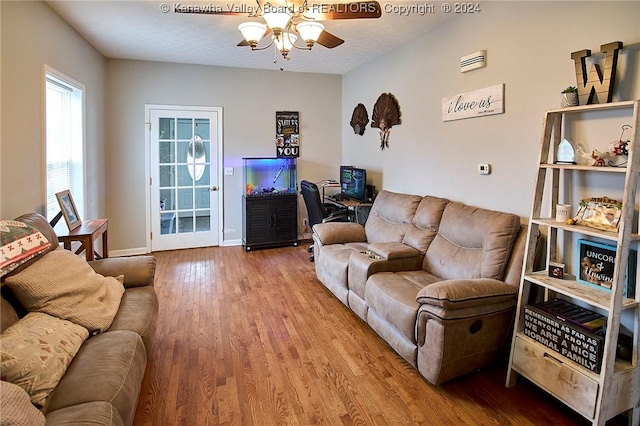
{"left": 46, "top": 0, "right": 458, "bottom": 74}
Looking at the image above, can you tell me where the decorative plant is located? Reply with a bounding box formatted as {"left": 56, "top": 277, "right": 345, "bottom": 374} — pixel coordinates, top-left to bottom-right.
{"left": 561, "top": 86, "right": 579, "bottom": 107}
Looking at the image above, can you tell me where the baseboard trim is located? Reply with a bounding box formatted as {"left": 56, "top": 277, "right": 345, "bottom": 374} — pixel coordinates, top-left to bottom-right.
{"left": 111, "top": 239, "right": 243, "bottom": 256}
{"left": 109, "top": 248, "right": 150, "bottom": 257}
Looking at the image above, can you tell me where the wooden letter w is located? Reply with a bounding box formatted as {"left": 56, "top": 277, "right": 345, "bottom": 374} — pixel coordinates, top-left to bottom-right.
{"left": 571, "top": 41, "right": 622, "bottom": 105}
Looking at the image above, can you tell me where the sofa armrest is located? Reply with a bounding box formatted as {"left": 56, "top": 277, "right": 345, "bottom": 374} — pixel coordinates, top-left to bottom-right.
{"left": 416, "top": 278, "right": 517, "bottom": 310}
{"left": 313, "top": 222, "right": 366, "bottom": 245}
{"left": 88, "top": 256, "right": 156, "bottom": 288}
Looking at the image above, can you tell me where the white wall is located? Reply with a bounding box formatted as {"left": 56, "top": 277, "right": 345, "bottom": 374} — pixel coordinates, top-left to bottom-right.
{"left": 105, "top": 60, "right": 341, "bottom": 251}
{"left": 0, "top": 1, "right": 105, "bottom": 220}
{"left": 342, "top": 1, "right": 640, "bottom": 218}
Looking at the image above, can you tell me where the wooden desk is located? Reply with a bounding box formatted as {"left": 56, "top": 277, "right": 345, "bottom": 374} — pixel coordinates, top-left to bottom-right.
{"left": 324, "top": 197, "right": 372, "bottom": 225}
{"left": 57, "top": 219, "right": 108, "bottom": 261}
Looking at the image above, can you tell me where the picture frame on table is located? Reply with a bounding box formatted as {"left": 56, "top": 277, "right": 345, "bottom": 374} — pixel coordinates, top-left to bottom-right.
{"left": 55, "top": 190, "right": 81, "bottom": 231}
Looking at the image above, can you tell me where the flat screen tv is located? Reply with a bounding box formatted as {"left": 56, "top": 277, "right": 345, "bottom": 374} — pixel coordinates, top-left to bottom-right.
{"left": 340, "top": 166, "right": 367, "bottom": 201}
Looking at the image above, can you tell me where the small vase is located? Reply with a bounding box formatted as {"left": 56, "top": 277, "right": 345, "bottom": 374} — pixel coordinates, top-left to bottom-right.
{"left": 561, "top": 93, "right": 579, "bottom": 108}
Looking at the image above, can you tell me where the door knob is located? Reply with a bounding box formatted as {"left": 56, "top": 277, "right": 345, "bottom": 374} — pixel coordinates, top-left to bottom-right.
{"left": 209, "top": 186, "right": 218, "bottom": 191}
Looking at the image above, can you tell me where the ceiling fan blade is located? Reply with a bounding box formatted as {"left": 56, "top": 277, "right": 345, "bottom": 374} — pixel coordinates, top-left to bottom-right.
{"left": 305, "top": 1, "right": 381, "bottom": 20}
{"left": 315, "top": 30, "right": 344, "bottom": 48}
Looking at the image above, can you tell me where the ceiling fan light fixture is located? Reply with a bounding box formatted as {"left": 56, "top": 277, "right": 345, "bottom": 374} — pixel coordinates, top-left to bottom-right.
{"left": 238, "top": 22, "right": 267, "bottom": 48}
{"left": 296, "top": 21, "right": 324, "bottom": 48}
{"left": 263, "top": 9, "right": 292, "bottom": 36}
{"left": 274, "top": 31, "right": 297, "bottom": 56}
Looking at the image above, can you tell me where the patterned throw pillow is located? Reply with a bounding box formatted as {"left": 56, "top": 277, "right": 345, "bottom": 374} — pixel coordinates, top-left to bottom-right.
{"left": 1, "top": 312, "right": 88, "bottom": 407}
{"left": 4, "top": 248, "right": 125, "bottom": 334}
{"left": 0, "top": 220, "right": 51, "bottom": 278}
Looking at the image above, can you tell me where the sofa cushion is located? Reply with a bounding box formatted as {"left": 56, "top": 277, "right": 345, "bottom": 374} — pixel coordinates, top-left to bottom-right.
{"left": 403, "top": 196, "right": 449, "bottom": 254}
{"left": 315, "top": 243, "right": 367, "bottom": 304}
{"left": 0, "top": 219, "right": 51, "bottom": 278}
{"left": 1, "top": 296, "right": 19, "bottom": 333}
{"left": 0, "top": 380, "right": 46, "bottom": 426}
{"left": 423, "top": 202, "right": 520, "bottom": 281}
{"left": 1, "top": 312, "right": 88, "bottom": 407}
{"left": 364, "top": 191, "right": 422, "bottom": 243}
{"left": 4, "top": 248, "right": 125, "bottom": 334}
{"left": 366, "top": 270, "right": 440, "bottom": 345}
{"left": 43, "top": 330, "right": 147, "bottom": 426}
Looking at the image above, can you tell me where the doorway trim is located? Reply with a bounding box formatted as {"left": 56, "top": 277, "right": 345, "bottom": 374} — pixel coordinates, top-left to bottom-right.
{"left": 144, "top": 104, "right": 224, "bottom": 253}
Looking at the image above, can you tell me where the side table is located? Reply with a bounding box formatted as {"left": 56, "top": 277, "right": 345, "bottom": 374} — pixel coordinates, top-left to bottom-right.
{"left": 57, "top": 219, "right": 108, "bottom": 261}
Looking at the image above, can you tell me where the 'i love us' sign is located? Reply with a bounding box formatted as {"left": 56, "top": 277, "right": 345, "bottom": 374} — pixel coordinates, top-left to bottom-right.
{"left": 442, "top": 84, "right": 504, "bottom": 122}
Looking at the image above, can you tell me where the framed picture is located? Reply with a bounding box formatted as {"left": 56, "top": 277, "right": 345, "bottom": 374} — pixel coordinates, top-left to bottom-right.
{"left": 577, "top": 239, "right": 636, "bottom": 297}
{"left": 574, "top": 197, "right": 622, "bottom": 232}
{"left": 55, "top": 190, "right": 81, "bottom": 231}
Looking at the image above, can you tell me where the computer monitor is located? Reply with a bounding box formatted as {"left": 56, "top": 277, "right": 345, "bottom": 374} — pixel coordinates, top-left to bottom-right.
{"left": 340, "top": 166, "right": 367, "bottom": 201}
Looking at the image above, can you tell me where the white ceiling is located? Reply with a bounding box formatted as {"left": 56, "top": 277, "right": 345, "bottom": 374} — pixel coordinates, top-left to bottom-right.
{"left": 46, "top": 0, "right": 458, "bottom": 74}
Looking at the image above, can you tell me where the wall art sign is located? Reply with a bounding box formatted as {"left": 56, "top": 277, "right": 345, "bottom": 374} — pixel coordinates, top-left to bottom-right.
{"left": 275, "top": 111, "right": 299, "bottom": 158}
{"left": 442, "top": 84, "right": 504, "bottom": 122}
{"left": 523, "top": 301, "right": 604, "bottom": 373}
{"left": 577, "top": 239, "right": 636, "bottom": 297}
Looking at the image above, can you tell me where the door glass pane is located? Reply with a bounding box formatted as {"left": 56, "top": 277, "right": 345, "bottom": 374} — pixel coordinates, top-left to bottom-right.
{"left": 178, "top": 188, "right": 194, "bottom": 209}
{"left": 160, "top": 188, "right": 175, "bottom": 211}
{"left": 177, "top": 118, "right": 192, "bottom": 140}
{"left": 195, "top": 211, "right": 211, "bottom": 232}
{"left": 195, "top": 119, "right": 210, "bottom": 140}
{"left": 177, "top": 165, "right": 193, "bottom": 186}
{"left": 177, "top": 141, "right": 190, "bottom": 163}
{"left": 159, "top": 141, "right": 174, "bottom": 164}
{"left": 195, "top": 187, "right": 210, "bottom": 208}
{"left": 159, "top": 166, "right": 174, "bottom": 187}
{"left": 160, "top": 212, "right": 176, "bottom": 234}
{"left": 178, "top": 211, "right": 194, "bottom": 233}
{"left": 159, "top": 118, "right": 174, "bottom": 140}
{"left": 196, "top": 164, "right": 210, "bottom": 185}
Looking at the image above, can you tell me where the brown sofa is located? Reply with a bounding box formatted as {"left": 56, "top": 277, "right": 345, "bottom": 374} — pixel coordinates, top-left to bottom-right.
{"left": 1, "top": 213, "right": 158, "bottom": 426}
{"left": 313, "top": 190, "right": 531, "bottom": 385}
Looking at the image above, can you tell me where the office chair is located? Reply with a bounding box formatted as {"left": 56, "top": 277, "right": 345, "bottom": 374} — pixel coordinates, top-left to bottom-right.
{"left": 300, "top": 180, "right": 349, "bottom": 262}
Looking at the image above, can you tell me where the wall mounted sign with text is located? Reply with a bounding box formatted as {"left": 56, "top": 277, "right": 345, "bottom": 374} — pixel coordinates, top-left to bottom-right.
{"left": 276, "top": 111, "right": 299, "bottom": 158}
{"left": 442, "top": 84, "right": 504, "bottom": 122}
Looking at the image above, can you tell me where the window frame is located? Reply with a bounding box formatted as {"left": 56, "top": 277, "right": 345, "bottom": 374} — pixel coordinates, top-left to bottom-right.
{"left": 44, "top": 65, "right": 86, "bottom": 225}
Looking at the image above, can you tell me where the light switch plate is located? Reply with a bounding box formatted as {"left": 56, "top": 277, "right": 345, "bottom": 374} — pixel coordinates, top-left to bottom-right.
{"left": 224, "top": 167, "right": 234, "bottom": 176}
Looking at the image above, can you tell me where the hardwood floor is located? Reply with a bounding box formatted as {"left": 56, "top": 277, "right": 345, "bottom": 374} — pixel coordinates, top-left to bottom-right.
{"left": 133, "top": 246, "right": 625, "bottom": 425}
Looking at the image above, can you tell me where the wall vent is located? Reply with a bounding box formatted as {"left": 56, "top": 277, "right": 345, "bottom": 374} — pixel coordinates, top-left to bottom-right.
{"left": 460, "top": 50, "right": 486, "bottom": 73}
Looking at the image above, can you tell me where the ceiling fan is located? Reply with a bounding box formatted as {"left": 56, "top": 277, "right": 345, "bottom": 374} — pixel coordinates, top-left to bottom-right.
{"left": 176, "top": 0, "right": 382, "bottom": 60}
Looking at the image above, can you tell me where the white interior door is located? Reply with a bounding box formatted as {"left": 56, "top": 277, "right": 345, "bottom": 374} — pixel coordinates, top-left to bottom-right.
{"left": 148, "top": 106, "right": 222, "bottom": 251}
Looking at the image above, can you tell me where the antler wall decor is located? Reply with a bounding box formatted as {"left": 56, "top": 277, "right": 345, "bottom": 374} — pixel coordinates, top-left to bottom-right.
{"left": 371, "top": 93, "right": 401, "bottom": 150}
{"left": 350, "top": 103, "right": 369, "bottom": 136}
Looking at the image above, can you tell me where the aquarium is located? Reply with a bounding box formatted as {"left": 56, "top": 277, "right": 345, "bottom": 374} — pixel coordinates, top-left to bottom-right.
{"left": 243, "top": 157, "right": 297, "bottom": 196}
